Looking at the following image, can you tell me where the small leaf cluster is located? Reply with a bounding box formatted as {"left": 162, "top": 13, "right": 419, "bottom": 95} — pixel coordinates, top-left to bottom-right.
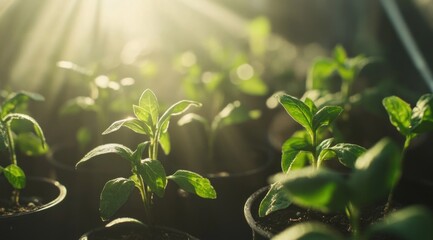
{"left": 76, "top": 89, "right": 216, "bottom": 222}
{"left": 0, "top": 91, "right": 47, "bottom": 201}
{"left": 271, "top": 139, "right": 433, "bottom": 240}
{"left": 383, "top": 94, "right": 433, "bottom": 148}
{"left": 304, "top": 45, "right": 373, "bottom": 108}
{"left": 259, "top": 94, "right": 366, "bottom": 217}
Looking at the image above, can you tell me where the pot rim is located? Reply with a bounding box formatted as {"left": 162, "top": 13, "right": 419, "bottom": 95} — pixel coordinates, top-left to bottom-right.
{"left": 244, "top": 185, "right": 273, "bottom": 239}
{"left": 0, "top": 176, "right": 67, "bottom": 219}
{"left": 79, "top": 217, "right": 199, "bottom": 240}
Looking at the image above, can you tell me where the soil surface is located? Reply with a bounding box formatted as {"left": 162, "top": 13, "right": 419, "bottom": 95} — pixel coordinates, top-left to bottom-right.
{"left": 0, "top": 197, "right": 43, "bottom": 216}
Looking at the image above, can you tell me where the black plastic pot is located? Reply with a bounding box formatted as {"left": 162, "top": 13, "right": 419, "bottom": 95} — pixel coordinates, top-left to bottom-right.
{"left": 79, "top": 217, "right": 199, "bottom": 240}
{"left": 244, "top": 186, "right": 273, "bottom": 240}
{"left": 0, "top": 177, "right": 67, "bottom": 239}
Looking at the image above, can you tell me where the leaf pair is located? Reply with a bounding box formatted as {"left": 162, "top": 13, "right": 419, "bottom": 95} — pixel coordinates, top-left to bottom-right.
{"left": 306, "top": 45, "right": 371, "bottom": 91}
{"left": 102, "top": 89, "right": 201, "bottom": 156}
{"left": 383, "top": 94, "right": 433, "bottom": 139}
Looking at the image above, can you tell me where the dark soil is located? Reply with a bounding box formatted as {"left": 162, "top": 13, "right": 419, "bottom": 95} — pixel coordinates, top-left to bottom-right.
{"left": 0, "top": 197, "right": 43, "bottom": 217}
{"left": 256, "top": 203, "right": 401, "bottom": 238}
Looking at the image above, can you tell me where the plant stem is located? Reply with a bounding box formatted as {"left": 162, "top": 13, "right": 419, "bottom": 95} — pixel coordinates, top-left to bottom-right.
{"left": 138, "top": 175, "right": 153, "bottom": 224}
{"left": 384, "top": 136, "right": 411, "bottom": 213}
{"left": 6, "top": 121, "right": 17, "bottom": 165}
{"left": 346, "top": 203, "right": 360, "bottom": 239}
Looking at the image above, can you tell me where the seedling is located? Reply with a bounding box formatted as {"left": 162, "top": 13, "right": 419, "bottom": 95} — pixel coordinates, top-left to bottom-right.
{"left": 0, "top": 91, "right": 47, "bottom": 206}
{"left": 76, "top": 89, "right": 217, "bottom": 223}
{"left": 382, "top": 93, "right": 433, "bottom": 210}
{"left": 303, "top": 45, "right": 373, "bottom": 110}
{"left": 270, "top": 139, "right": 433, "bottom": 240}
{"left": 258, "top": 94, "right": 366, "bottom": 217}
{"left": 383, "top": 93, "right": 433, "bottom": 151}
{"left": 177, "top": 100, "right": 261, "bottom": 164}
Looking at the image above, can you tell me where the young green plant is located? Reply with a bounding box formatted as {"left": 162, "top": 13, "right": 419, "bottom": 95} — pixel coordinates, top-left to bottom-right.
{"left": 75, "top": 89, "right": 217, "bottom": 223}
{"left": 382, "top": 93, "right": 433, "bottom": 209}
{"left": 304, "top": 45, "right": 373, "bottom": 109}
{"left": 259, "top": 94, "right": 366, "bottom": 217}
{"left": 0, "top": 91, "right": 47, "bottom": 205}
{"left": 270, "top": 138, "right": 433, "bottom": 240}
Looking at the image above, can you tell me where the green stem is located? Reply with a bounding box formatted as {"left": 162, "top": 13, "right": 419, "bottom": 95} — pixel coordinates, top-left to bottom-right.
{"left": 138, "top": 175, "right": 153, "bottom": 224}
{"left": 385, "top": 136, "right": 411, "bottom": 213}
{"left": 312, "top": 130, "right": 319, "bottom": 170}
{"left": 346, "top": 203, "right": 360, "bottom": 239}
{"left": 6, "top": 121, "right": 17, "bottom": 165}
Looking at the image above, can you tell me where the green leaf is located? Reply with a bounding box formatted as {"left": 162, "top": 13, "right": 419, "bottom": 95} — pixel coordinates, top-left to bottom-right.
{"left": 279, "top": 94, "right": 313, "bottom": 137}
{"left": 159, "top": 131, "right": 170, "bottom": 155}
{"left": 102, "top": 118, "right": 150, "bottom": 135}
{"left": 306, "top": 58, "right": 336, "bottom": 91}
{"left": 168, "top": 170, "right": 216, "bottom": 199}
{"left": 303, "top": 98, "right": 318, "bottom": 114}
{"left": 333, "top": 45, "right": 347, "bottom": 64}
{"left": 1, "top": 91, "right": 44, "bottom": 118}
{"left": 158, "top": 100, "right": 202, "bottom": 130}
{"left": 216, "top": 101, "right": 261, "bottom": 129}
{"left": 4, "top": 164, "right": 26, "bottom": 189}
{"left": 137, "top": 159, "right": 167, "bottom": 198}
{"left": 383, "top": 96, "right": 412, "bottom": 136}
{"left": 76, "top": 144, "right": 133, "bottom": 169}
{"left": 312, "top": 106, "right": 343, "bottom": 131}
{"left": 258, "top": 182, "right": 292, "bottom": 217}
{"left": 349, "top": 138, "right": 402, "bottom": 208}
{"left": 273, "top": 222, "right": 344, "bottom": 240}
{"left": 133, "top": 105, "right": 154, "bottom": 130}
{"left": 275, "top": 168, "right": 350, "bottom": 213}
{"left": 281, "top": 137, "right": 312, "bottom": 173}
{"left": 411, "top": 94, "right": 433, "bottom": 134}
{"left": 322, "top": 143, "right": 366, "bottom": 168}
{"left": 100, "top": 178, "right": 135, "bottom": 221}
{"left": 365, "top": 206, "right": 433, "bottom": 240}
{"left": 138, "top": 89, "right": 159, "bottom": 126}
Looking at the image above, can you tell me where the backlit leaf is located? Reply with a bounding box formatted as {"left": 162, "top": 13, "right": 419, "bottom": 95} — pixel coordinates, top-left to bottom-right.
{"left": 258, "top": 183, "right": 291, "bottom": 217}
{"left": 137, "top": 158, "right": 167, "bottom": 198}
{"left": 4, "top": 164, "right": 26, "bottom": 189}
{"left": 100, "top": 178, "right": 134, "bottom": 221}
{"left": 279, "top": 94, "right": 313, "bottom": 137}
{"left": 383, "top": 96, "right": 412, "bottom": 136}
{"left": 168, "top": 170, "right": 216, "bottom": 199}
{"left": 76, "top": 144, "right": 133, "bottom": 169}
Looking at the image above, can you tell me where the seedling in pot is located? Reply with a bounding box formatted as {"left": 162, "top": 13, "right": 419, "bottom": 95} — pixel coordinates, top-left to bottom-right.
{"left": 259, "top": 94, "right": 366, "bottom": 217}
{"left": 0, "top": 91, "right": 47, "bottom": 206}
{"left": 76, "top": 89, "right": 217, "bottom": 223}
{"left": 270, "top": 138, "right": 433, "bottom": 240}
{"left": 303, "top": 45, "right": 374, "bottom": 110}
{"left": 382, "top": 93, "right": 433, "bottom": 210}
